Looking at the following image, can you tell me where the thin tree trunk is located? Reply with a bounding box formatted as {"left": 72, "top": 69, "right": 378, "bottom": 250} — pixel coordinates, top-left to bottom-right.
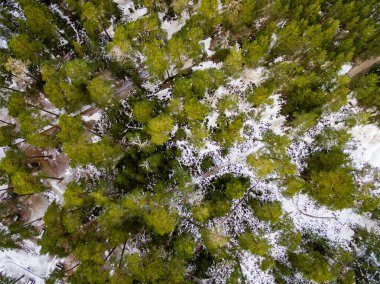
{"left": 102, "top": 24, "right": 112, "bottom": 41}
{"left": 22, "top": 217, "right": 43, "bottom": 227}
{"left": 0, "top": 119, "right": 15, "bottom": 126}
{"left": 24, "top": 71, "right": 40, "bottom": 82}
{"left": 1, "top": 75, "right": 44, "bottom": 95}
{"left": 119, "top": 242, "right": 127, "bottom": 269}
{"left": 236, "top": 258, "right": 247, "bottom": 284}
{"left": 104, "top": 247, "right": 116, "bottom": 262}
{"left": 27, "top": 155, "right": 53, "bottom": 159}
{"left": 88, "top": 129, "right": 102, "bottom": 137}
{"left": 11, "top": 274, "right": 25, "bottom": 284}
{"left": 0, "top": 85, "right": 22, "bottom": 93}
{"left": 65, "top": 263, "right": 80, "bottom": 274}
{"left": 0, "top": 186, "right": 13, "bottom": 191}
{"left": 17, "top": 193, "right": 35, "bottom": 197}
{"left": 293, "top": 196, "right": 337, "bottom": 220}
{"left": 219, "top": 187, "right": 253, "bottom": 224}
{"left": 185, "top": 273, "right": 209, "bottom": 284}
{"left": 43, "top": 176, "right": 64, "bottom": 181}
{"left": 26, "top": 103, "right": 59, "bottom": 117}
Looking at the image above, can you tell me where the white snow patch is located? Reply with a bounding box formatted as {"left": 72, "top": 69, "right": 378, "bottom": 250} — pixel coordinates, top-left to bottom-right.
{"left": 130, "top": 7, "right": 148, "bottom": 20}
{"left": 27, "top": 196, "right": 49, "bottom": 225}
{"left": 269, "top": 33, "right": 277, "bottom": 49}
{"left": 0, "top": 147, "right": 8, "bottom": 189}
{"left": 259, "top": 94, "right": 286, "bottom": 135}
{"left": 46, "top": 168, "right": 74, "bottom": 204}
{"left": 254, "top": 17, "right": 268, "bottom": 29}
{"left": 206, "top": 111, "right": 219, "bottom": 129}
{"left": 199, "top": 37, "right": 215, "bottom": 56}
{"left": 0, "top": 147, "right": 5, "bottom": 167}
{"left": 192, "top": 61, "right": 222, "bottom": 71}
{"left": 160, "top": 12, "right": 189, "bottom": 39}
{"left": 274, "top": 56, "right": 284, "bottom": 63}
{"left": 91, "top": 135, "right": 102, "bottom": 143}
{"left": 205, "top": 85, "right": 228, "bottom": 108}
{"left": 0, "top": 38, "right": 7, "bottom": 48}
{"left": 142, "top": 81, "right": 160, "bottom": 93}
{"left": 240, "top": 252, "right": 275, "bottom": 283}
{"left": 281, "top": 194, "right": 378, "bottom": 244}
{"left": 0, "top": 241, "right": 59, "bottom": 283}
{"left": 349, "top": 124, "right": 380, "bottom": 168}
{"left": 105, "top": 22, "right": 115, "bottom": 38}
{"left": 113, "top": 0, "right": 147, "bottom": 21}
{"left": 0, "top": 107, "right": 14, "bottom": 125}
{"left": 152, "top": 88, "right": 172, "bottom": 100}
{"left": 338, "top": 63, "right": 353, "bottom": 76}
{"left": 82, "top": 111, "right": 102, "bottom": 122}
{"left": 277, "top": 20, "right": 287, "bottom": 28}
{"left": 47, "top": 180, "right": 66, "bottom": 204}
{"left": 229, "top": 67, "right": 267, "bottom": 91}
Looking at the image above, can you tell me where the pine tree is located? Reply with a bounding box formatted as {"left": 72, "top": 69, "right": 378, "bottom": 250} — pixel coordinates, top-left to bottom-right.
{"left": 132, "top": 100, "right": 155, "bottom": 125}
{"left": 223, "top": 48, "right": 243, "bottom": 77}
{"left": 147, "top": 114, "right": 174, "bottom": 145}
{"left": 87, "top": 77, "right": 114, "bottom": 107}
{"left": 19, "top": 0, "right": 58, "bottom": 43}
{"left": 8, "top": 33, "right": 45, "bottom": 62}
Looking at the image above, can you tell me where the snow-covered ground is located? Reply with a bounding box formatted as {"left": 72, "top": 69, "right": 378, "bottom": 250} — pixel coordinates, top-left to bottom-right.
{"left": 339, "top": 63, "right": 353, "bottom": 76}
{"left": 160, "top": 11, "right": 189, "bottom": 39}
{"left": 192, "top": 61, "right": 222, "bottom": 71}
{"left": 0, "top": 38, "right": 7, "bottom": 48}
{"left": 200, "top": 37, "right": 215, "bottom": 57}
{"left": 350, "top": 124, "right": 380, "bottom": 168}
{"left": 113, "top": 0, "right": 147, "bottom": 21}
{"left": 82, "top": 111, "right": 103, "bottom": 122}
{"left": 240, "top": 252, "right": 274, "bottom": 283}
{"left": 0, "top": 240, "right": 60, "bottom": 284}
{"left": 282, "top": 194, "right": 378, "bottom": 244}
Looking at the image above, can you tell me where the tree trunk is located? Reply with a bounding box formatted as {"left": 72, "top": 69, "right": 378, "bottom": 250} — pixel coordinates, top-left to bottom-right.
{"left": 0, "top": 186, "right": 13, "bottom": 191}
{"left": 0, "top": 85, "right": 22, "bottom": 93}
{"left": 102, "top": 24, "right": 112, "bottom": 41}
{"left": 119, "top": 242, "right": 127, "bottom": 269}
{"left": 17, "top": 193, "right": 36, "bottom": 197}
{"left": 0, "top": 119, "right": 15, "bottom": 126}
{"left": 88, "top": 129, "right": 102, "bottom": 137}
{"left": 27, "top": 155, "right": 53, "bottom": 159}
{"left": 22, "top": 217, "right": 43, "bottom": 227}
{"left": 104, "top": 247, "right": 116, "bottom": 262}
{"left": 24, "top": 71, "right": 40, "bottom": 82}
{"left": 11, "top": 274, "right": 25, "bottom": 284}
{"left": 43, "top": 176, "right": 64, "bottom": 182}
{"left": 65, "top": 263, "right": 80, "bottom": 274}
{"left": 185, "top": 273, "right": 210, "bottom": 284}
{"left": 26, "top": 103, "right": 59, "bottom": 117}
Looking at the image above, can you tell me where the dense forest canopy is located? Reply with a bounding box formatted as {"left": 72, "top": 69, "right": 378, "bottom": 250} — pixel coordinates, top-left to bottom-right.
{"left": 0, "top": 0, "right": 379, "bottom": 283}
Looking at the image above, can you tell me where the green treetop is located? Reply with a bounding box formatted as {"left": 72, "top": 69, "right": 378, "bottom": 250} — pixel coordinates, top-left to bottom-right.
{"left": 87, "top": 77, "right": 114, "bottom": 107}
{"left": 19, "top": 0, "right": 58, "bottom": 43}
{"left": 147, "top": 114, "right": 174, "bottom": 145}
{"left": 8, "top": 33, "right": 45, "bottom": 63}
